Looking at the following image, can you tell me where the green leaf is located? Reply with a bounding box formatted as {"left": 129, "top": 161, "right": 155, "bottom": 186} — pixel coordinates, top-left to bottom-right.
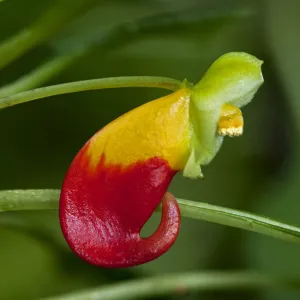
{"left": 0, "top": 0, "right": 98, "bottom": 70}
{"left": 50, "top": 7, "right": 252, "bottom": 55}
{"left": 42, "top": 271, "right": 300, "bottom": 300}
{"left": 0, "top": 6, "right": 252, "bottom": 97}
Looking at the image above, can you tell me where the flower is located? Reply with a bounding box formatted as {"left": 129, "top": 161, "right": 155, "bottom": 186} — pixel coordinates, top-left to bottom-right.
{"left": 59, "top": 52, "right": 263, "bottom": 268}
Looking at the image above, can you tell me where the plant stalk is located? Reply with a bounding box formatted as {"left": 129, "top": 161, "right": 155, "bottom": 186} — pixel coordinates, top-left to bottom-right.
{"left": 1, "top": 189, "right": 300, "bottom": 244}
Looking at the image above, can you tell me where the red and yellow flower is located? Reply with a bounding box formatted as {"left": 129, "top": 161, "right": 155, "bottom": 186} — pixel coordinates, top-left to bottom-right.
{"left": 59, "top": 52, "right": 264, "bottom": 268}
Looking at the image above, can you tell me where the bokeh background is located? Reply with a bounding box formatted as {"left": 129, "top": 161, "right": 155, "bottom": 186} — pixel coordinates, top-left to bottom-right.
{"left": 1, "top": 0, "right": 300, "bottom": 299}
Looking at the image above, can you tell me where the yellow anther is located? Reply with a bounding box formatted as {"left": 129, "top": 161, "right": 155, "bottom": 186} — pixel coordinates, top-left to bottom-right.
{"left": 218, "top": 104, "right": 244, "bottom": 137}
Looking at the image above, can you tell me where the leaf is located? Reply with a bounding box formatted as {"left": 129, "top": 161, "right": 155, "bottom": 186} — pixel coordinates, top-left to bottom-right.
{"left": 42, "top": 271, "right": 300, "bottom": 300}
{"left": 0, "top": 0, "right": 99, "bottom": 70}
{"left": 50, "top": 6, "right": 253, "bottom": 55}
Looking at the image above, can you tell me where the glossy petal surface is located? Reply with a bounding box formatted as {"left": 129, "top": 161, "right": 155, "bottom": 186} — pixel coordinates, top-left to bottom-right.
{"left": 60, "top": 89, "right": 191, "bottom": 267}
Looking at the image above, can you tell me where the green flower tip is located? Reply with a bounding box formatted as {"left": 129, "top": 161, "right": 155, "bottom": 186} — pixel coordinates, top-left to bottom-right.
{"left": 191, "top": 52, "right": 264, "bottom": 111}
{"left": 183, "top": 52, "right": 264, "bottom": 179}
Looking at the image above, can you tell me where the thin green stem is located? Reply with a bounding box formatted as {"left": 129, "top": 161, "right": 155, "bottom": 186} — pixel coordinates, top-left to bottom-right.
{"left": 1, "top": 189, "right": 300, "bottom": 244}
{"left": 0, "top": 76, "right": 181, "bottom": 109}
{"left": 42, "top": 271, "right": 299, "bottom": 300}
{"left": 0, "top": 55, "right": 79, "bottom": 97}
{"left": 0, "top": 189, "right": 58, "bottom": 212}
{"left": 174, "top": 198, "right": 300, "bottom": 244}
{"left": 0, "top": 0, "right": 96, "bottom": 70}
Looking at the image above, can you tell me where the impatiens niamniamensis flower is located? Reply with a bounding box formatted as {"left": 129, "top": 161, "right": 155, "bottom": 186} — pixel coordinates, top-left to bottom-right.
{"left": 59, "top": 52, "right": 264, "bottom": 268}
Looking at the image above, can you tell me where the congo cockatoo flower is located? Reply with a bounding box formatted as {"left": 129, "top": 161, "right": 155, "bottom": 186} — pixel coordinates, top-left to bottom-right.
{"left": 59, "top": 52, "right": 264, "bottom": 268}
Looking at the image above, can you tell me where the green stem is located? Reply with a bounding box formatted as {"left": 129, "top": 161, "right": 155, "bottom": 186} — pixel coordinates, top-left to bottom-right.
{"left": 1, "top": 189, "right": 300, "bottom": 244}
{"left": 0, "top": 55, "right": 79, "bottom": 97}
{"left": 42, "top": 271, "right": 299, "bottom": 300}
{"left": 0, "top": 189, "right": 58, "bottom": 212}
{"left": 0, "top": 76, "right": 181, "bottom": 109}
{"left": 174, "top": 198, "right": 300, "bottom": 244}
{"left": 0, "top": 0, "right": 96, "bottom": 70}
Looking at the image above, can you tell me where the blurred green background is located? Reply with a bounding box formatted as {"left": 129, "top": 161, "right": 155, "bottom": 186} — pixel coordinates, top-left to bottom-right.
{"left": 1, "top": 0, "right": 300, "bottom": 299}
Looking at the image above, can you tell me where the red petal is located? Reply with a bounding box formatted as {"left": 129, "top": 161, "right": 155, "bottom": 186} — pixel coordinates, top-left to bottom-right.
{"left": 59, "top": 151, "right": 180, "bottom": 268}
